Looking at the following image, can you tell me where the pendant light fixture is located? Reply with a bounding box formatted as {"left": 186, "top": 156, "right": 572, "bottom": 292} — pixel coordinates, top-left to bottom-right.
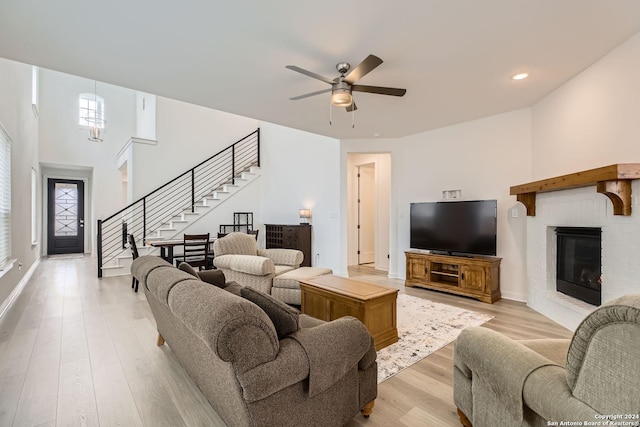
{"left": 86, "top": 80, "right": 106, "bottom": 142}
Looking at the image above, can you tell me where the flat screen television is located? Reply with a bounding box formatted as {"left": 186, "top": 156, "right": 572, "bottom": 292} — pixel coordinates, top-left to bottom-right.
{"left": 410, "top": 200, "right": 497, "bottom": 256}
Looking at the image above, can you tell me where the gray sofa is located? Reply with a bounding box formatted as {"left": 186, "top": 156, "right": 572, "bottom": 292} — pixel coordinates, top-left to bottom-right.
{"left": 132, "top": 255, "right": 377, "bottom": 427}
{"left": 453, "top": 294, "right": 640, "bottom": 427}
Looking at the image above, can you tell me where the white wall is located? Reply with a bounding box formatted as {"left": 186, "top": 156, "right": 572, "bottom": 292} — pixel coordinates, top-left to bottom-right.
{"left": 38, "top": 69, "right": 137, "bottom": 253}
{"left": 135, "top": 92, "right": 156, "bottom": 140}
{"left": 259, "top": 123, "right": 341, "bottom": 271}
{"left": 133, "top": 97, "right": 259, "bottom": 199}
{"left": 342, "top": 109, "right": 532, "bottom": 301}
{"left": 532, "top": 31, "right": 640, "bottom": 178}
{"left": 0, "top": 58, "right": 41, "bottom": 305}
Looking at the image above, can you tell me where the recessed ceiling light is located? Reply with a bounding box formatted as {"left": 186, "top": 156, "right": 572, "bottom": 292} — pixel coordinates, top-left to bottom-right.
{"left": 512, "top": 72, "right": 529, "bottom": 80}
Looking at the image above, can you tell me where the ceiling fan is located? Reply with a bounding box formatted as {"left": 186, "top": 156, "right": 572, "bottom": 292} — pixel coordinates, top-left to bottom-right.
{"left": 286, "top": 54, "right": 406, "bottom": 112}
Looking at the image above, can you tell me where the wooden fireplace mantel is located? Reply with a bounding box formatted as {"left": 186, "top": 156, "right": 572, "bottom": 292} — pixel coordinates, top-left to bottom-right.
{"left": 510, "top": 164, "right": 640, "bottom": 216}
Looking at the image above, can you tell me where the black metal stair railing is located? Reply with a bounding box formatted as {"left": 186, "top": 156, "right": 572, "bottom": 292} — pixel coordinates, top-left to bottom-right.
{"left": 97, "top": 128, "right": 260, "bottom": 277}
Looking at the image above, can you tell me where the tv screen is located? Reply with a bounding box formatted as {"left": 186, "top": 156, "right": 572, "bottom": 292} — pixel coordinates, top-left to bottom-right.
{"left": 410, "top": 200, "right": 497, "bottom": 256}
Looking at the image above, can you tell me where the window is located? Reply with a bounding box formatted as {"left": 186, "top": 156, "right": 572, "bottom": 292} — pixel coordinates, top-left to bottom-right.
{"left": 78, "top": 93, "right": 105, "bottom": 128}
{"left": 31, "top": 66, "right": 39, "bottom": 117}
{"left": 0, "top": 122, "right": 11, "bottom": 269}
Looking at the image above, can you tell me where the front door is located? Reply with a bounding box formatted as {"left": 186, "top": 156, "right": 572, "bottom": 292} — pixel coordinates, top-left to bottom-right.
{"left": 47, "top": 178, "right": 85, "bottom": 255}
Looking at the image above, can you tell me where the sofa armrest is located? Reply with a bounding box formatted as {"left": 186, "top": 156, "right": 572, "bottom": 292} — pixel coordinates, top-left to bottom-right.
{"left": 454, "top": 327, "right": 559, "bottom": 423}
{"left": 289, "top": 316, "right": 373, "bottom": 397}
{"left": 214, "top": 254, "right": 275, "bottom": 276}
{"left": 523, "top": 365, "right": 598, "bottom": 423}
{"left": 235, "top": 338, "right": 310, "bottom": 402}
{"left": 258, "top": 248, "right": 303, "bottom": 267}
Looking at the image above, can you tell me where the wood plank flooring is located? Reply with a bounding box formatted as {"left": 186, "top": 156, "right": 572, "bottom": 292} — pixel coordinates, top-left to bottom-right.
{"left": 0, "top": 257, "right": 571, "bottom": 426}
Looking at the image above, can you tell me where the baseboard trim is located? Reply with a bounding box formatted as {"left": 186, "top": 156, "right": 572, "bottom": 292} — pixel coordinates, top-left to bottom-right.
{"left": 499, "top": 291, "right": 528, "bottom": 303}
{"left": 0, "top": 257, "right": 41, "bottom": 320}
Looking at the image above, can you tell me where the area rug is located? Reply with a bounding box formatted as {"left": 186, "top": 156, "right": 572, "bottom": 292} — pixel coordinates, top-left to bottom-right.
{"left": 377, "top": 294, "right": 493, "bottom": 383}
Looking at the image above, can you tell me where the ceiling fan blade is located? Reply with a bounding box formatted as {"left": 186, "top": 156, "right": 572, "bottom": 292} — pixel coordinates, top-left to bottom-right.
{"left": 285, "top": 65, "right": 335, "bottom": 85}
{"left": 289, "top": 88, "right": 332, "bottom": 100}
{"left": 344, "top": 55, "right": 383, "bottom": 84}
{"left": 352, "top": 84, "right": 407, "bottom": 97}
{"left": 346, "top": 102, "right": 358, "bottom": 112}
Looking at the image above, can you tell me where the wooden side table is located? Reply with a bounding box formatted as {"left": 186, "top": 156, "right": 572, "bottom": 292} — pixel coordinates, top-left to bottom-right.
{"left": 299, "top": 275, "right": 398, "bottom": 350}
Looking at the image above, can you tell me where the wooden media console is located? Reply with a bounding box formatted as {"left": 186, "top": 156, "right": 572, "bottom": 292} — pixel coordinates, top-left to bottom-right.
{"left": 405, "top": 251, "right": 501, "bottom": 303}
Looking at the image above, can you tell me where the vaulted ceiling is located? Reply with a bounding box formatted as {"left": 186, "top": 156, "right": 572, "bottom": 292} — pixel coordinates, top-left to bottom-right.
{"left": 2, "top": 1, "right": 640, "bottom": 139}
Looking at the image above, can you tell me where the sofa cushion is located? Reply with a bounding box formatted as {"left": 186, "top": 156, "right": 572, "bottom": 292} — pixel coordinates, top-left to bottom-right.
{"left": 274, "top": 265, "right": 295, "bottom": 276}
{"left": 241, "top": 287, "right": 300, "bottom": 339}
{"left": 131, "top": 255, "right": 174, "bottom": 289}
{"left": 146, "top": 267, "right": 195, "bottom": 305}
{"left": 223, "top": 281, "right": 243, "bottom": 296}
{"left": 213, "top": 232, "right": 258, "bottom": 256}
{"left": 272, "top": 267, "right": 333, "bottom": 289}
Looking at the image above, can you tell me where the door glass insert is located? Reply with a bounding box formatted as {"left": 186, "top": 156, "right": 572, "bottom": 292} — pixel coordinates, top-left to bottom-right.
{"left": 54, "top": 182, "right": 78, "bottom": 236}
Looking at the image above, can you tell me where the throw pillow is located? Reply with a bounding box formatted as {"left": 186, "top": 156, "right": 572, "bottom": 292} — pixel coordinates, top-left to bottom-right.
{"left": 197, "top": 270, "right": 227, "bottom": 288}
{"left": 178, "top": 263, "right": 227, "bottom": 289}
{"left": 222, "top": 281, "right": 242, "bottom": 296}
{"left": 240, "top": 287, "right": 300, "bottom": 339}
{"left": 178, "top": 262, "right": 200, "bottom": 278}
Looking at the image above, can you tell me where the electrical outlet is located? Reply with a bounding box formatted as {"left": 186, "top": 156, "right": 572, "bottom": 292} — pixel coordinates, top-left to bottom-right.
{"left": 511, "top": 208, "right": 518, "bottom": 218}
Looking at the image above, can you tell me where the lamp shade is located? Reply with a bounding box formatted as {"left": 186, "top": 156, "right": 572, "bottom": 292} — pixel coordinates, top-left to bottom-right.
{"left": 299, "top": 209, "right": 311, "bottom": 219}
{"left": 299, "top": 209, "right": 311, "bottom": 224}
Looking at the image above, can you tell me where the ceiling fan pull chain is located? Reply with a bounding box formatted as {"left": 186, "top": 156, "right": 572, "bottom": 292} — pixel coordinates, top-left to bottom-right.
{"left": 352, "top": 105, "right": 355, "bottom": 128}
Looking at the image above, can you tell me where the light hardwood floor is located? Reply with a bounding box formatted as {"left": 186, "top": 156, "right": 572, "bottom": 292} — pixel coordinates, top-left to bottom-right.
{"left": 0, "top": 257, "right": 572, "bottom": 427}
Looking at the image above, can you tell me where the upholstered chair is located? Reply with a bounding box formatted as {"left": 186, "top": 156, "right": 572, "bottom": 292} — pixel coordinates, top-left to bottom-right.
{"left": 213, "top": 232, "right": 303, "bottom": 294}
{"left": 453, "top": 294, "right": 640, "bottom": 427}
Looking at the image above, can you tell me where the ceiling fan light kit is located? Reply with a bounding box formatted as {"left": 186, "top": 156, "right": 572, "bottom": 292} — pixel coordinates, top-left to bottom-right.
{"left": 331, "top": 82, "right": 353, "bottom": 107}
{"left": 286, "top": 54, "right": 406, "bottom": 126}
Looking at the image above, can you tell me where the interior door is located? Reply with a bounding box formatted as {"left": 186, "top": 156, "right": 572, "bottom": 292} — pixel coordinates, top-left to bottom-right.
{"left": 47, "top": 178, "right": 85, "bottom": 255}
{"left": 358, "top": 164, "right": 375, "bottom": 265}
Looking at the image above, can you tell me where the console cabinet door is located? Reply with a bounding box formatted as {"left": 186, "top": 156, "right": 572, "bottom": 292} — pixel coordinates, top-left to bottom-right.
{"left": 460, "top": 266, "right": 486, "bottom": 291}
{"left": 408, "top": 256, "right": 427, "bottom": 281}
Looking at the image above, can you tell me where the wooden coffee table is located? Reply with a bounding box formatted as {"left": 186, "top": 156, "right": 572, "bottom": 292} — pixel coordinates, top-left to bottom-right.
{"left": 299, "top": 275, "right": 398, "bottom": 350}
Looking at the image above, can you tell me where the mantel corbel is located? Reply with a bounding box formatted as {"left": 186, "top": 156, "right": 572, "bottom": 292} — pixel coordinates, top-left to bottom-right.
{"left": 510, "top": 164, "right": 640, "bottom": 217}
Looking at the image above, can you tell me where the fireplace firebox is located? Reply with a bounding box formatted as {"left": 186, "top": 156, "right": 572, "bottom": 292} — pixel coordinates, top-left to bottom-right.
{"left": 556, "top": 227, "right": 602, "bottom": 306}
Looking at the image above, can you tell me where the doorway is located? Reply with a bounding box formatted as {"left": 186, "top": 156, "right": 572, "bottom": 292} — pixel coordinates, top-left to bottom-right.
{"left": 347, "top": 153, "right": 391, "bottom": 271}
{"left": 47, "top": 178, "right": 85, "bottom": 255}
{"left": 357, "top": 164, "right": 375, "bottom": 265}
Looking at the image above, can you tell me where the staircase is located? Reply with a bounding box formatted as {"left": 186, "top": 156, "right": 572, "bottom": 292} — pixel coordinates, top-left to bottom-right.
{"left": 97, "top": 129, "right": 260, "bottom": 277}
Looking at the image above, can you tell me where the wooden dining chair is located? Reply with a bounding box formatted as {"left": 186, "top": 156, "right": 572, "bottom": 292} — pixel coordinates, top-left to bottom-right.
{"left": 247, "top": 229, "right": 259, "bottom": 240}
{"left": 177, "top": 233, "right": 212, "bottom": 271}
{"left": 128, "top": 234, "right": 140, "bottom": 292}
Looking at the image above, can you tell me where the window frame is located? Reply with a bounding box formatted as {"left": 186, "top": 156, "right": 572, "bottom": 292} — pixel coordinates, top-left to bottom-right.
{"left": 0, "top": 121, "right": 12, "bottom": 274}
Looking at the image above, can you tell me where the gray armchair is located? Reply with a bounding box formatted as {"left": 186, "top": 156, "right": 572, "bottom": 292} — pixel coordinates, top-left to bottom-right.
{"left": 213, "top": 232, "right": 303, "bottom": 294}
{"left": 453, "top": 294, "right": 640, "bottom": 427}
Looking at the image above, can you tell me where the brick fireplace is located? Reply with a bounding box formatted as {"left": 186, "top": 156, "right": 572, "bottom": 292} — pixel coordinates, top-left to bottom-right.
{"left": 511, "top": 164, "right": 640, "bottom": 330}
{"left": 524, "top": 182, "right": 640, "bottom": 330}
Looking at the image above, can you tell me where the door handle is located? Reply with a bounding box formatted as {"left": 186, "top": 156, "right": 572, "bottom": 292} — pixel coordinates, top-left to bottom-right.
{"left": 79, "top": 219, "right": 84, "bottom": 228}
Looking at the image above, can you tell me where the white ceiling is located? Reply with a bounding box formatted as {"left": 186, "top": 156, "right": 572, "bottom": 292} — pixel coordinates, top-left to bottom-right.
{"left": 2, "top": 1, "right": 640, "bottom": 139}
